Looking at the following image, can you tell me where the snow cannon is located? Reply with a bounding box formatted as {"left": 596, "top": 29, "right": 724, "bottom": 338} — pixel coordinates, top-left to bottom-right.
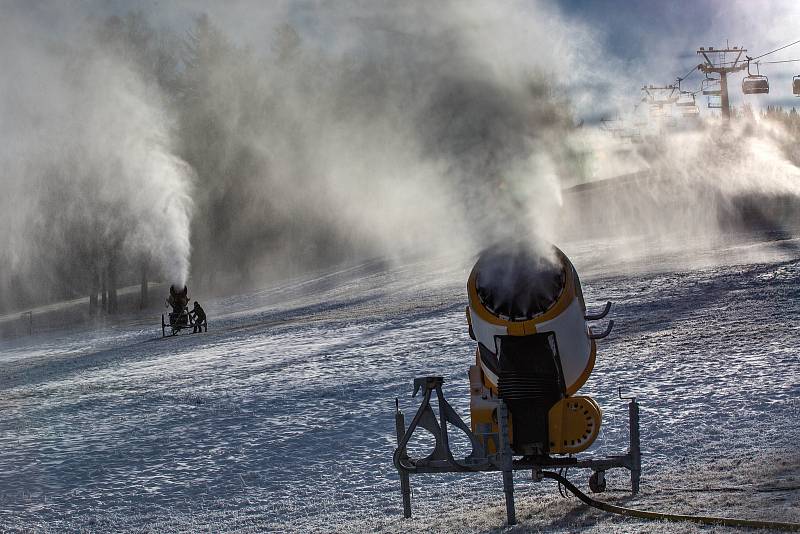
{"left": 161, "top": 285, "right": 195, "bottom": 337}
{"left": 167, "top": 285, "right": 189, "bottom": 314}
{"left": 393, "top": 242, "right": 642, "bottom": 526}
{"left": 466, "top": 243, "right": 610, "bottom": 456}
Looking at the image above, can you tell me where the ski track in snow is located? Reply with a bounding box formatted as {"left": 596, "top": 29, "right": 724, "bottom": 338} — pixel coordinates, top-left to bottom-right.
{"left": 0, "top": 242, "right": 798, "bottom": 532}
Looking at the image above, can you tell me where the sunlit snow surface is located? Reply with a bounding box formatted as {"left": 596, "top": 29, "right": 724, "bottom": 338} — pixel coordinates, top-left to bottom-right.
{"left": 1, "top": 239, "right": 799, "bottom": 532}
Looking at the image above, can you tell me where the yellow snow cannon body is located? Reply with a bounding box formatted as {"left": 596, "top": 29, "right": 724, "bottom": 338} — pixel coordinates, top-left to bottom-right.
{"left": 392, "top": 241, "right": 639, "bottom": 526}
{"left": 465, "top": 242, "right": 611, "bottom": 456}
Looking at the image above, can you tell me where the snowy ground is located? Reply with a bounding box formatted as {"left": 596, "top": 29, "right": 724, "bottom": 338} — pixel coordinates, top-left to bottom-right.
{"left": 0, "top": 237, "right": 799, "bottom": 532}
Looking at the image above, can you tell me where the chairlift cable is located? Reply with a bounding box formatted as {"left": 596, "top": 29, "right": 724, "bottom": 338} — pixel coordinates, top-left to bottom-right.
{"left": 678, "top": 65, "right": 699, "bottom": 83}
{"left": 751, "top": 38, "right": 800, "bottom": 60}
{"left": 759, "top": 57, "right": 800, "bottom": 64}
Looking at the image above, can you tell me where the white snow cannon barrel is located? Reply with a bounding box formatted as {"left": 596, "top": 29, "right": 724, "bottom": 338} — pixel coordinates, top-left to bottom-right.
{"left": 466, "top": 242, "right": 612, "bottom": 457}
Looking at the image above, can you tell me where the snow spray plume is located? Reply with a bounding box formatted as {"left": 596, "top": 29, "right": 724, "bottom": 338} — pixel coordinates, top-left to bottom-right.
{"left": 0, "top": 9, "right": 193, "bottom": 312}
{"left": 171, "top": 0, "right": 604, "bottom": 288}
{"left": 559, "top": 115, "right": 800, "bottom": 263}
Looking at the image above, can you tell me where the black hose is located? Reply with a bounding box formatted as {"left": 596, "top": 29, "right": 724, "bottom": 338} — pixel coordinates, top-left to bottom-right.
{"left": 610, "top": 485, "right": 800, "bottom": 495}
{"left": 541, "top": 471, "right": 800, "bottom": 532}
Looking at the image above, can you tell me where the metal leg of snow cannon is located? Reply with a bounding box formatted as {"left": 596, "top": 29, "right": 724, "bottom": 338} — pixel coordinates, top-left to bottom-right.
{"left": 393, "top": 377, "right": 488, "bottom": 475}
{"left": 629, "top": 397, "right": 641, "bottom": 494}
{"left": 393, "top": 377, "right": 490, "bottom": 520}
{"left": 394, "top": 399, "right": 412, "bottom": 518}
{"left": 393, "top": 377, "right": 641, "bottom": 523}
{"left": 618, "top": 387, "right": 641, "bottom": 494}
{"left": 496, "top": 401, "right": 516, "bottom": 526}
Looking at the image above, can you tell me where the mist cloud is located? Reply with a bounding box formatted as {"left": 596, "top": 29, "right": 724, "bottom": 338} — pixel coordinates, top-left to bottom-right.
{"left": 0, "top": 9, "right": 193, "bottom": 310}
{"left": 4, "top": 0, "right": 798, "bottom": 314}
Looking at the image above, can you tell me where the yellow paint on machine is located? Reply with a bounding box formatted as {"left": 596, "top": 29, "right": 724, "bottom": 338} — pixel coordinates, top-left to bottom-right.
{"left": 465, "top": 247, "right": 577, "bottom": 335}
{"left": 465, "top": 243, "right": 606, "bottom": 456}
{"left": 469, "top": 362, "right": 602, "bottom": 455}
{"left": 548, "top": 396, "right": 602, "bottom": 454}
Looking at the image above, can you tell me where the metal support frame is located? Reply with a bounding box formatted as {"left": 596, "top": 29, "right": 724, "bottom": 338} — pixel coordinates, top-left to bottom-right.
{"left": 641, "top": 84, "right": 679, "bottom": 107}
{"left": 394, "top": 376, "right": 642, "bottom": 525}
{"left": 394, "top": 399, "right": 413, "bottom": 518}
{"left": 496, "top": 402, "right": 516, "bottom": 525}
{"left": 696, "top": 46, "right": 747, "bottom": 119}
{"left": 631, "top": 399, "right": 641, "bottom": 492}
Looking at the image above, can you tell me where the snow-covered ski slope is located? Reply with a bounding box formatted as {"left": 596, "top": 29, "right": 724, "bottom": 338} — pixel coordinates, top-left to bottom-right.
{"left": 1, "top": 237, "right": 798, "bottom": 533}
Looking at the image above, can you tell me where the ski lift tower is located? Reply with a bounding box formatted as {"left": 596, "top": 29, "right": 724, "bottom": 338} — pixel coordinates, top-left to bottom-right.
{"left": 641, "top": 84, "right": 679, "bottom": 110}
{"left": 697, "top": 45, "right": 747, "bottom": 119}
{"left": 641, "top": 84, "right": 679, "bottom": 131}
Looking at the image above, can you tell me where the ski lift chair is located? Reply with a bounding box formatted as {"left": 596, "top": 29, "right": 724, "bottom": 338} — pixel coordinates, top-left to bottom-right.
{"left": 681, "top": 104, "right": 700, "bottom": 117}
{"left": 676, "top": 93, "right": 695, "bottom": 106}
{"left": 701, "top": 77, "right": 721, "bottom": 96}
{"left": 793, "top": 76, "right": 800, "bottom": 96}
{"left": 676, "top": 93, "right": 699, "bottom": 117}
{"left": 742, "top": 75, "right": 769, "bottom": 94}
{"left": 742, "top": 59, "right": 769, "bottom": 95}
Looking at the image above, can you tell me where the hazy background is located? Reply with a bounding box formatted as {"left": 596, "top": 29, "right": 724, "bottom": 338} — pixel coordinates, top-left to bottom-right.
{"left": 1, "top": 0, "right": 800, "bottom": 315}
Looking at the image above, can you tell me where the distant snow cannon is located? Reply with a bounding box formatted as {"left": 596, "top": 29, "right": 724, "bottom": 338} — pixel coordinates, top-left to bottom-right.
{"left": 161, "top": 285, "right": 204, "bottom": 337}
{"left": 167, "top": 284, "right": 189, "bottom": 314}
{"left": 393, "top": 242, "right": 641, "bottom": 526}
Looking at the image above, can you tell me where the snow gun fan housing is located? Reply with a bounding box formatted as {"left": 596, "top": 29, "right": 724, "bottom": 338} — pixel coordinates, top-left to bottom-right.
{"left": 466, "top": 243, "right": 603, "bottom": 456}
